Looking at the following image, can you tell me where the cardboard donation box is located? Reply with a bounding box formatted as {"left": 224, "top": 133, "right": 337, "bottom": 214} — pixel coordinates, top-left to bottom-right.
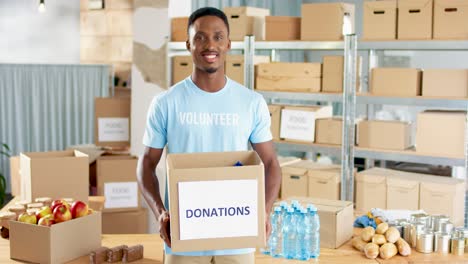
{"left": 172, "top": 55, "right": 193, "bottom": 85}
{"left": 355, "top": 169, "right": 387, "bottom": 212}
{"left": 280, "top": 105, "right": 333, "bottom": 143}
{"left": 357, "top": 120, "right": 412, "bottom": 150}
{"left": 171, "top": 17, "right": 189, "bottom": 41}
{"left": 265, "top": 16, "right": 301, "bottom": 40}
{"left": 286, "top": 197, "right": 353, "bottom": 249}
{"left": 301, "top": 3, "right": 355, "bottom": 40}
{"left": 370, "top": 68, "right": 422, "bottom": 96}
{"left": 268, "top": 105, "right": 282, "bottom": 141}
{"left": 363, "top": 0, "right": 397, "bottom": 40}
{"left": 10, "top": 156, "right": 20, "bottom": 197}
{"left": 322, "top": 56, "right": 362, "bottom": 93}
{"left": 256, "top": 63, "right": 322, "bottom": 92}
{"left": 225, "top": 55, "right": 270, "bottom": 85}
{"left": 166, "top": 151, "right": 265, "bottom": 252}
{"left": 96, "top": 155, "right": 140, "bottom": 212}
{"left": 315, "top": 118, "right": 343, "bottom": 145}
{"left": 102, "top": 208, "right": 148, "bottom": 234}
{"left": 223, "top": 6, "right": 270, "bottom": 41}
{"left": 398, "top": 0, "right": 433, "bottom": 40}
{"left": 433, "top": 0, "right": 468, "bottom": 39}
{"left": 94, "top": 97, "right": 130, "bottom": 148}
{"left": 416, "top": 110, "right": 466, "bottom": 157}
{"left": 386, "top": 172, "right": 420, "bottom": 210}
{"left": 422, "top": 69, "right": 468, "bottom": 97}
{"left": 20, "top": 150, "right": 89, "bottom": 203}
{"left": 9, "top": 212, "right": 101, "bottom": 264}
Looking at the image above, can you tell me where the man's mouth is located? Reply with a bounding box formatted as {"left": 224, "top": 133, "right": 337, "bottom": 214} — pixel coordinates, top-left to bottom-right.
{"left": 202, "top": 53, "right": 218, "bottom": 63}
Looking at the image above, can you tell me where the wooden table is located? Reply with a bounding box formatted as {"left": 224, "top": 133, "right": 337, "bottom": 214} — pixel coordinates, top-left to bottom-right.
{"left": 1, "top": 199, "right": 467, "bottom": 263}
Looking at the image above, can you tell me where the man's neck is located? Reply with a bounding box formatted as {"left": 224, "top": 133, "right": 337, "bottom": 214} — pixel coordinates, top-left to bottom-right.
{"left": 191, "top": 70, "right": 226, "bottom": 93}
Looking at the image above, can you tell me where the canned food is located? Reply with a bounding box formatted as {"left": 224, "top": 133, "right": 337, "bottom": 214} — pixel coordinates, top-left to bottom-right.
{"left": 434, "top": 232, "right": 451, "bottom": 254}
{"left": 432, "top": 215, "right": 449, "bottom": 232}
{"left": 416, "top": 231, "right": 434, "bottom": 253}
{"left": 401, "top": 221, "right": 411, "bottom": 243}
{"left": 451, "top": 236, "right": 465, "bottom": 256}
{"left": 412, "top": 214, "right": 430, "bottom": 229}
{"left": 411, "top": 222, "right": 426, "bottom": 248}
{"left": 439, "top": 222, "right": 454, "bottom": 234}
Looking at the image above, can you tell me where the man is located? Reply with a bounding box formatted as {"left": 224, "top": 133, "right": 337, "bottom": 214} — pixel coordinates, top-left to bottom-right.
{"left": 137, "top": 7, "right": 281, "bottom": 264}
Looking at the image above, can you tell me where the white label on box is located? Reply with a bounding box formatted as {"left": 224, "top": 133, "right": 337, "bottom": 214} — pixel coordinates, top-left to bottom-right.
{"left": 178, "top": 179, "right": 258, "bottom": 240}
{"left": 280, "top": 109, "right": 316, "bottom": 142}
{"left": 98, "top": 117, "right": 129, "bottom": 142}
{"left": 104, "top": 182, "right": 138, "bottom": 208}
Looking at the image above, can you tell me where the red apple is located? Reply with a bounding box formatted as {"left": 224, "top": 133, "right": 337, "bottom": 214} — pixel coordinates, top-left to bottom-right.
{"left": 35, "top": 206, "right": 52, "bottom": 221}
{"left": 53, "top": 205, "right": 72, "bottom": 223}
{"left": 87, "top": 208, "right": 94, "bottom": 215}
{"left": 18, "top": 212, "right": 37, "bottom": 225}
{"left": 71, "top": 201, "right": 89, "bottom": 219}
{"left": 51, "top": 200, "right": 70, "bottom": 212}
{"left": 38, "top": 214, "right": 55, "bottom": 227}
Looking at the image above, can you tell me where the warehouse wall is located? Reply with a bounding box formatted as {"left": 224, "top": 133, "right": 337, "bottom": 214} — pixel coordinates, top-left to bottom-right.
{"left": 0, "top": 0, "right": 80, "bottom": 63}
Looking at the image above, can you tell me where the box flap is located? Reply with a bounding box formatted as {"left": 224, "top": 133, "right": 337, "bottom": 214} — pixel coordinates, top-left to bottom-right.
{"left": 365, "top": 0, "right": 397, "bottom": 10}
{"left": 398, "top": 0, "right": 432, "bottom": 9}
{"left": 282, "top": 166, "right": 307, "bottom": 176}
{"left": 434, "top": 0, "right": 468, "bottom": 8}
{"left": 288, "top": 196, "right": 353, "bottom": 209}
{"left": 167, "top": 151, "right": 262, "bottom": 169}
{"left": 307, "top": 168, "right": 341, "bottom": 183}
{"left": 387, "top": 176, "right": 419, "bottom": 189}
{"left": 356, "top": 170, "right": 386, "bottom": 183}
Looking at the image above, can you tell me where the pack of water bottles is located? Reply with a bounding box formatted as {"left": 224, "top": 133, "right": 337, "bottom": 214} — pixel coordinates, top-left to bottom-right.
{"left": 263, "top": 200, "right": 320, "bottom": 261}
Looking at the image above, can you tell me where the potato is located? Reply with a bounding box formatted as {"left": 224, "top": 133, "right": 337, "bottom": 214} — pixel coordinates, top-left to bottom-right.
{"left": 352, "top": 237, "right": 367, "bottom": 252}
{"left": 364, "top": 243, "right": 379, "bottom": 259}
{"left": 361, "top": 226, "right": 375, "bottom": 242}
{"left": 376, "top": 222, "right": 389, "bottom": 235}
{"left": 385, "top": 226, "right": 401, "bottom": 243}
{"left": 379, "top": 243, "right": 398, "bottom": 259}
{"left": 372, "top": 234, "right": 387, "bottom": 245}
{"left": 395, "top": 238, "right": 411, "bottom": 256}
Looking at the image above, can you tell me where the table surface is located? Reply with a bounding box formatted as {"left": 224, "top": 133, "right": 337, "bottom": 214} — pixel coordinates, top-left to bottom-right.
{"left": 1, "top": 199, "right": 467, "bottom": 263}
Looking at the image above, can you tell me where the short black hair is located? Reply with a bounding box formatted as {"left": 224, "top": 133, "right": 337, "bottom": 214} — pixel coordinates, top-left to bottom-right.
{"left": 187, "top": 7, "right": 230, "bottom": 37}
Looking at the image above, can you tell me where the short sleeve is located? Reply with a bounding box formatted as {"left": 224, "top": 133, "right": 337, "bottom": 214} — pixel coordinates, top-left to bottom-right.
{"left": 142, "top": 94, "right": 167, "bottom": 149}
{"left": 249, "top": 95, "right": 273, "bottom": 144}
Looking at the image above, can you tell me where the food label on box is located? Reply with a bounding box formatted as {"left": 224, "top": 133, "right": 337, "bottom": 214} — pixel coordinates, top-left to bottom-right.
{"left": 280, "top": 109, "right": 316, "bottom": 142}
{"left": 178, "top": 179, "right": 258, "bottom": 240}
{"left": 104, "top": 182, "right": 138, "bottom": 208}
{"left": 98, "top": 117, "right": 129, "bottom": 142}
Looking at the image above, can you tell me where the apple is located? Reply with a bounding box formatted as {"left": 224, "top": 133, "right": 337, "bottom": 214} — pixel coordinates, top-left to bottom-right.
{"left": 18, "top": 212, "right": 37, "bottom": 225}
{"left": 53, "top": 204, "right": 72, "bottom": 223}
{"left": 38, "top": 214, "right": 55, "bottom": 227}
{"left": 71, "top": 201, "right": 89, "bottom": 219}
{"left": 35, "top": 206, "right": 52, "bottom": 221}
{"left": 87, "top": 208, "right": 94, "bottom": 215}
{"left": 51, "top": 200, "right": 70, "bottom": 212}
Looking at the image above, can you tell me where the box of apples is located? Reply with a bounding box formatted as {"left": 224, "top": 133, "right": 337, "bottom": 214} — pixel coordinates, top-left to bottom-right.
{"left": 8, "top": 198, "right": 102, "bottom": 264}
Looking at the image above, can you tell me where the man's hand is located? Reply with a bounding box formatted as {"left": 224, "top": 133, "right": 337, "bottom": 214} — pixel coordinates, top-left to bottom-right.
{"left": 158, "top": 211, "right": 171, "bottom": 247}
{"left": 265, "top": 213, "right": 272, "bottom": 241}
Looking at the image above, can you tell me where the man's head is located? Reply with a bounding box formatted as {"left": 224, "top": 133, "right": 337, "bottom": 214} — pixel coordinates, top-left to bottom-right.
{"left": 186, "top": 7, "right": 231, "bottom": 75}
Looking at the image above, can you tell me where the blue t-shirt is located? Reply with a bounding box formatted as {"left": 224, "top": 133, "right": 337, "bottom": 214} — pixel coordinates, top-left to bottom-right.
{"left": 143, "top": 77, "right": 272, "bottom": 256}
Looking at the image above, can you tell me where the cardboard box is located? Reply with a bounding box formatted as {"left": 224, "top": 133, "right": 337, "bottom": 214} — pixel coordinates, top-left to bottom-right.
{"left": 398, "top": 0, "right": 433, "bottom": 40}
{"left": 171, "top": 17, "right": 189, "bottom": 41}
{"left": 80, "top": 10, "right": 107, "bottom": 36}
{"left": 301, "top": 3, "right": 355, "bottom": 40}
{"left": 268, "top": 105, "right": 282, "bottom": 141}
{"left": 281, "top": 165, "right": 309, "bottom": 198}
{"left": 370, "top": 68, "right": 422, "bottom": 96}
{"left": 256, "top": 63, "right": 322, "bottom": 92}
{"left": 265, "top": 16, "right": 300, "bottom": 40}
{"left": 416, "top": 111, "right": 466, "bottom": 157}
{"left": 114, "top": 87, "right": 131, "bottom": 98}
{"left": 422, "top": 69, "right": 468, "bottom": 97}
{"left": 225, "top": 55, "right": 270, "bottom": 85}
{"left": 356, "top": 168, "right": 387, "bottom": 212}
{"left": 308, "top": 167, "right": 341, "bottom": 201}
{"left": 363, "top": 0, "right": 397, "bottom": 40}
{"left": 357, "top": 120, "right": 412, "bottom": 150}
{"left": 280, "top": 105, "right": 333, "bottom": 143}
{"left": 419, "top": 175, "right": 465, "bottom": 226}
{"left": 88, "top": 196, "right": 106, "bottom": 211}
{"left": 80, "top": 36, "right": 110, "bottom": 62}
{"left": 315, "top": 117, "right": 343, "bottom": 145}
{"left": 94, "top": 97, "right": 131, "bottom": 148}
{"left": 386, "top": 173, "right": 420, "bottom": 210}
{"left": 277, "top": 156, "right": 301, "bottom": 167}
{"left": 285, "top": 197, "right": 353, "bottom": 249}
{"left": 10, "top": 156, "right": 20, "bottom": 197}
{"left": 166, "top": 151, "right": 265, "bottom": 252}
{"left": 96, "top": 155, "right": 139, "bottom": 212}
{"left": 107, "top": 10, "right": 133, "bottom": 36}
{"left": 433, "top": 0, "right": 468, "bottom": 39}
{"left": 322, "top": 56, "right": 362, "bottom": 93}
{"left": 223, "top": 6, "right": 270, "bottom": 41}
{"left": 172, "top": 55, "right": 193, "bottom": 85}
{"left": 20, "top": 150, "right": 89, "bottom": 203}
{"left": 10, "top": 212, "right": 101, "bottom": 264}
{"left": 102, "top": 208, "right": 148, "bottom": 234}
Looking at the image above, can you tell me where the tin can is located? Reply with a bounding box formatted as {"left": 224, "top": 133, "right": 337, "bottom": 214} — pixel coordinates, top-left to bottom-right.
{"left": 389, "top": 221, "right": 403, "bottom": 237}
{"left": 411, "top": 222, "right": 426, "bottom": 248}
{"left": 416, "top": 231, "right": 434, "bottom": 253}
{"left": 401, "top": 221, "right": 412, "bottom": 243}
{"left": 432, "top": 215, "right": 449, "bottom": 232}
{"left": 439, "top": 222, "right": 454, "bottom": 234}
{"left": 451, "top": 236, "right": 465, "bottom": 256}
{"left": 412, "top": 214, "right": 430, "bottom": 229}
{"left": 434, "top": 232, "right": 451, "bottom": 254}
{"left": 455, "top": 228, "right": 468, "bottom": 253}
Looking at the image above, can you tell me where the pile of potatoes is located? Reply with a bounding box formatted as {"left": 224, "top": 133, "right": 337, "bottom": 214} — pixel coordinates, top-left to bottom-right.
{"left": 352, "top": 222, "right": 411, "bottom": 260}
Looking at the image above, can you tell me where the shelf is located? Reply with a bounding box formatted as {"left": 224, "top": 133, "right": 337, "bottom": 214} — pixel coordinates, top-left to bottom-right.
{"left": 274, "top": 141, "right": 342, "bottom": 156}
{"left": 167, "top": 41, "right": 246, "bottom": 50}
{"left": 359, "top": 40, "right": 468, "bottom": 51}
{"left": 255, "top": 41, "right": 345, "bottom": 50}
{"left": 258, "top": 91, "right": 343, "bottom": 103}
{"left": 357, "top": 94, "right": 468, "bottom": 110}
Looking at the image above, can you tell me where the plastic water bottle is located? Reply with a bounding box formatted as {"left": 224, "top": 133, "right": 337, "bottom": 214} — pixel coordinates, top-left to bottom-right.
{"left": 296, "top": 208, "right": 311, "bottom": 261}
{"left": 268, "top": 206, "right": 283, "bottom": 258}
{"left": 308, "top": 204, "right": 320, "bottom": 258}
{"left": 282, "top": 207, "right": 297, "bottom": 259}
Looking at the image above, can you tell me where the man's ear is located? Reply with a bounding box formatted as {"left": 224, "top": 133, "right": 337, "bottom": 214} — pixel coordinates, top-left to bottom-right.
{"left": 186, "top": 40, "right": 190, "bottom": 51}
{"left": 227, "top": 38, "right": 231, "bottom": 51}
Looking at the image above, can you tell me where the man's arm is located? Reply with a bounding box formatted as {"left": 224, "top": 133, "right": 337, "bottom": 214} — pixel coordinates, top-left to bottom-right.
{"left": 137, "top": 146, "right": 171, "bottom": 246}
